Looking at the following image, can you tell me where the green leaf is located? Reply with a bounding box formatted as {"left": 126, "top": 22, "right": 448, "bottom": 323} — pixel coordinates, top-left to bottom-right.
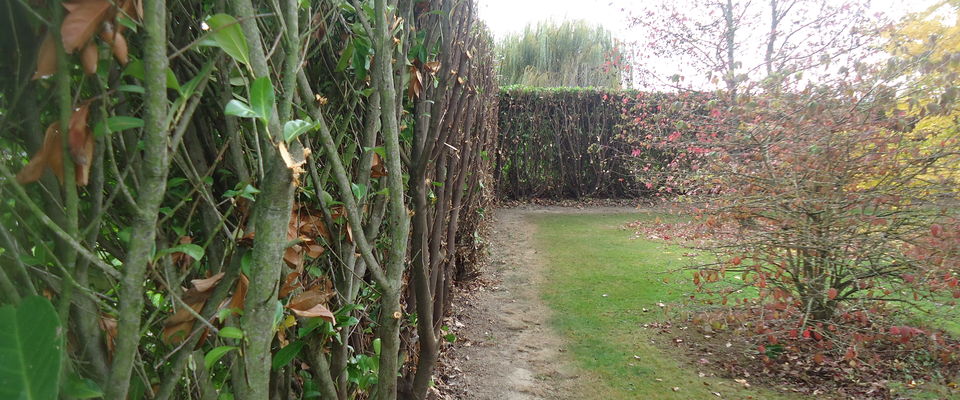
{"left": 351, "top": 183, "right": 367, "bottom": 200}
{"left": 204, "top": 346, "right": 237, "bottom": 370}
{"left": 218, "top": 327, "right": 244, "bottom": 340}
{"left": 64, "top": 374, "right": 104, "bottom": 399}
{"left": 157, "top": 243, "right": 205, "bottom": 262}
{"left": 283, "top": 119, "right": 314, "bottom": 143}
{"left": 250, "top": 77, "right": 275, "bottom": 122}
{"left": 0, "top": 296, "right": 63, "bottom": 400}
{"left": 271, "top": 341, "right": 305, "bottom": 371}
{"left": 225, "top": 100, "right": 257, "bottom": 118}
{"left": 372, "top": 338, "right": 381, "bottom": 356}
{"left": 273, "top": 300, "right": 285, "bottom": 328}
{"left": 352, "top": 39, "right": 371, "bottom": 81}
{"left": 241, "top": 251, "right": 252, "bottom": 276}
{"left": 297, "top": 317, "right": 324, "bottom": 338}
{"left": 335, "top": 40, "right": 355, "bottom": 72}
{"left": 320, "top": 191, "right": 334, "bottom": 205}
{"left": 179, "top": 60, "right": 214, "bottom": 98}
{"left": 123, "top": 60, "right": 181, "bottom": 90}
{"left": 206, "top": 14, "right": 250, "bottom": 66}
{"left": 107, "top": 116, "right": 144, "bottom": 132}
{"left": 363, "top": 146, "right": 386, "bottom": 158}
{"left": 118, "top": 84, "right": 144, "bottom": 94}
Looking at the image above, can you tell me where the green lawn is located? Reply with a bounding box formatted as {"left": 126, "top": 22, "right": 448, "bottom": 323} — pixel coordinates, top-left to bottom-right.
{"left": 531, "top": 212, "right": 794, "bottom": 400}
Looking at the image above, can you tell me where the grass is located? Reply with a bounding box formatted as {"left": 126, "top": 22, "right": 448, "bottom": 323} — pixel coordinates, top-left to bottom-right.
{"left": 531, "top": 212, "right": 794, "bottom": 399}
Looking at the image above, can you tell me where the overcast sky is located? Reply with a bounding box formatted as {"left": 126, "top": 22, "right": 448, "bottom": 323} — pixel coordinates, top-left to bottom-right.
{"left": 476, "top": 0, "right": 944, "bottom": 88}
{"left": 477, "top": 0, "right": 940, "bottom": 40}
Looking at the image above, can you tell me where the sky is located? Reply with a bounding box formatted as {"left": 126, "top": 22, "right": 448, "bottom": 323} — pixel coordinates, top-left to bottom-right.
{"left": 477, "top": 0, "right": 940, "bottom": 40}
{"left": 477, "top": 0, "right": 945, "bottom": 89}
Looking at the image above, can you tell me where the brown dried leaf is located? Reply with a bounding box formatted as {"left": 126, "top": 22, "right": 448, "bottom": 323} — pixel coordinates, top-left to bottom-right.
{"left": 278, "top": 272, "right": 302, "bottom": 299}
{"left": 408, "top": 65, "right": 424, "bottom": 99}
{"left": 304, "top": 241, "right": 325, "bottom": 258}
{"left": 191, "top": 272, "right": 225, "bottom": 293}
{"left": 80, "top": 40, "right": 98, "bottom": 74}
{"left": 16, "top": 123, "right": 62, "bottom": 184}
{"left": 423, "top": 61, "right": 441, "bottom": 74}
{"left": 161, "top": 272, "right": 224, "bottom": 343}
{"left": 227, "top": 274, "right": 249, "bottom": 312}
{"left": 33, "top": 32, "right": 57, "bottom": 80}
{"left": 171, "top": 236, "right": 194, "bottom": 270}
{"left": 99, "top": 29, "right": 129, "bottom": 65}
{"left": 295, "top": 211, "right": 331, "bottom": 242}
{"left": 287, "top": 285, "right": 335, "bottom": 317}
{"left": 61, "top": 0, "right": 113, "bottom": 53}
{"left": 283, "top": 245, "right": 304, "bottom": 270}
{"left": 371, "top": 152, "right": 388, "bottom": 178}
{"left": 98, "top": 315, "right": 117, "bottom": 360}
{"left": 68, "top": 103, "right": 94, "bottom": 186}
{"left": 290, "top": 303, "right": 335, "bottom": 323}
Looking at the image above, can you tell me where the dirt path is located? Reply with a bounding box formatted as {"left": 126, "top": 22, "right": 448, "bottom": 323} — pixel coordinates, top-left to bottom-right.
{"left": 438, "top": 206, "right": 636, "bottom": 399}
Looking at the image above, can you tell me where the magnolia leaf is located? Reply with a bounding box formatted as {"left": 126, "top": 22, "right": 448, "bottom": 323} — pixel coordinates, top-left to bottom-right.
{"left": 225, "top": 99, "right": 258, "bottom": 118}
{"left": 218, "top": 327, "right": 244, "bottom": 340}
{"left": 63, "top": 374, "right": 104, "bottom": 399}
{"left": 283, "top": 119, "right": 314, "bottom": 143}
{"left": 351, "top": 182, "right": 367, "bottom": 200}
{"left": 106, "top": 116, "right": 144, "bottom": 132}
{"left": 250, "top": 77, "right": 275, "bottom": 122}
{"left": 0, "top": 296, "right": 63, "bottom": 400}
{"left": 271, "top": 341, "right": 305, "bottom": 371}
{"left": 206, "top": 14, "right": 250, "bottom": 66}
{"left": 157, "top": 243, "right": 205, "bottom": 262}
{"left": 335, "top": 40, "right": 355, "bottom": 72}
{"left": 118, "top": 84, "right": 144, "bottom": 94}
{"left": 204, "top": 346, "right": 237, "bottom": 370}
{"left": 123, "top": 60, "right": 181, "bottom": 90}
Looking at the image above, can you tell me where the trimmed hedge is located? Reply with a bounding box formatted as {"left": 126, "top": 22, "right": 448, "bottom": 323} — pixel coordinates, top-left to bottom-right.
{"left": 496, "top": 86, "right": 706, "bottom": 199}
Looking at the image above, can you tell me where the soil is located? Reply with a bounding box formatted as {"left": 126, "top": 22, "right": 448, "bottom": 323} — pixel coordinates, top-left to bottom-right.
{"left": 435, "top": 205, "right": 639, "bottom": 400}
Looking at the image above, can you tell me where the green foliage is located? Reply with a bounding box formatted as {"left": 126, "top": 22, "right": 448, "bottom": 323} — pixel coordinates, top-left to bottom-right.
{"left": 0, "top": 296, "right": 63, "bottom": 400}
{"left": 205, "top": 14, "right": 250, "bottom": 66}
{"left": 497, "top": 20, "right": 624, "bottom": 88}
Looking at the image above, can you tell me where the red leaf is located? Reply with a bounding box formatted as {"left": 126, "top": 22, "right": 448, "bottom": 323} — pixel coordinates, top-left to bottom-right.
{"left": 827, "top": 288, "right": 838, "bottom": 300}
{"left": 931, "top": 224, "right": 943, "bottom": 238}
{"left": 844, "top": 347, "right": 857, "bottom": 361}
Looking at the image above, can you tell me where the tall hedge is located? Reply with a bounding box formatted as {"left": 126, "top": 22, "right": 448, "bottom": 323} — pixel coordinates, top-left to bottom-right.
{"left": 496, "top": 86, "right": 707, "bottom": 199}
{"left": 0, "top": 1, "right": 497, "bottom": 399}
